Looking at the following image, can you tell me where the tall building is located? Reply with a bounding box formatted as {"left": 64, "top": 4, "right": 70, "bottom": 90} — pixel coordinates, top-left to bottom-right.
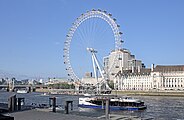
{"left": 104, "top": 49, "right": 144, "bottom": 81}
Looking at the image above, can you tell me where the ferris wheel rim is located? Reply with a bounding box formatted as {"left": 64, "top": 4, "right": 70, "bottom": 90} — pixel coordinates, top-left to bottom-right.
{"left": 64, "top": 9, "right": 123, "bottom": 81}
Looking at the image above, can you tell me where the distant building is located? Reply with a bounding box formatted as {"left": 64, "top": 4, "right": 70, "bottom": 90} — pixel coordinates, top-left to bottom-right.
{"left": 152, "top": 65, "right": 184, "bottom": 90}
{"left": 81, "top": 72, "right": 102, "bottom": 85}
{"left": 114, "top": 65, "right": 184, "bottom": 91}
{"left": 45, "top": 78, "right": 68, "bottom": 85}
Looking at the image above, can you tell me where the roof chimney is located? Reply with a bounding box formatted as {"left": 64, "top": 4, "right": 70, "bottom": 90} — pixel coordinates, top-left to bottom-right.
{"left": 138, "top": 66, "right": 141, "bottom": 73}
{"left": 132, "top": 66, "right": 134, "bottom": 73}
{"left": 151, "top": 64, "right": 155, "bottom": 72}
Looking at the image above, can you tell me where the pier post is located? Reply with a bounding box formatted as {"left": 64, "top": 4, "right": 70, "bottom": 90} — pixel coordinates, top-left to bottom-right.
{"left": 105, "top": 98, "right": 110, "bottom": 120}
{"left": 8, "top": 94, "right": 17, "bottom": 112}
{"left": 102, "top": 100, "right": 104, "bottom": 109}
{"left": 13, "top": 95, "right": 17, "bottom": 111}
{"left": 8, "top": 97, "right": 12, "bottom": 111}
{"left": 52, "top": 97, "right": 56, "bottom": 112}
{"left": 71, "top": 101, "right": 73, "bottom": 111}
{"left": 65, "top": 101, "right": 73, "bottom": 114}
{"left": 17, "top": 98, "right": 21, "bottom": 110}
{"left": 17, "top": 98, "right": 25, "bottom": 111}
{"left": 49, "top": 97, "right": 56, "bottom": 112}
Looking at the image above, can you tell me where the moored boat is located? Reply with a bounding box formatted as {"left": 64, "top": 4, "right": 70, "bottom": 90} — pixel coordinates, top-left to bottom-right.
{"left": 78, "top": 96, "right": 147, "bottom": 111}
{"left": 17, "top": 89, "right": 28, "bottom": 94}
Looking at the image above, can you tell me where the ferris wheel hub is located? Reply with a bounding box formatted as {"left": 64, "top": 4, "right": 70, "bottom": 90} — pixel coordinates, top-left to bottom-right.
{"left": 87, "top": 47, "right": 97, "bottom": 53}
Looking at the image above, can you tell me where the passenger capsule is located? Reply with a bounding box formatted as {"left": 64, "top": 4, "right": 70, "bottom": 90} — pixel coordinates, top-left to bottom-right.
{"left": 119, "top": 32, "right": 123, "bottom": 34}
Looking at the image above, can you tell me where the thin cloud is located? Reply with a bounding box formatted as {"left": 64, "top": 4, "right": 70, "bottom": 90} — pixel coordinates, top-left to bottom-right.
{"left": 54, "top": 42, "right": 61, "bottom": 45}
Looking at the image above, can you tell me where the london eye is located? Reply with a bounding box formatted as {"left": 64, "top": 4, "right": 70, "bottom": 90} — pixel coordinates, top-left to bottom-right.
{"left": 63, "top": 9, "right": 123, "bottom": 89}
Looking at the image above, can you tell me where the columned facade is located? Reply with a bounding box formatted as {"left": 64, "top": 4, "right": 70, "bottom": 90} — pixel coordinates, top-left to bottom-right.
{"left": 115, "top": 65, "right": 184, "bottom": 91}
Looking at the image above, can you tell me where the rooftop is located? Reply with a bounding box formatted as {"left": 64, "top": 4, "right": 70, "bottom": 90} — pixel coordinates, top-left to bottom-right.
{"left": 154, "top": 65, "right": 184, "bottom": 72}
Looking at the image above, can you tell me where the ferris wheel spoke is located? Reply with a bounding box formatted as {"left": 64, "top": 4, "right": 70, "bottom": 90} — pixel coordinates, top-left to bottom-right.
{"left": 74, "top": 30, "right": 87, "bottom": 48}
{"left": 76, "top": 25, "right": 88, "bottom": 46}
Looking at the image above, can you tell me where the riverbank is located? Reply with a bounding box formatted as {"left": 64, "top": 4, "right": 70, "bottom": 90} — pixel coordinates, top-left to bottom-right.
{"left": 35, "top": 88, "right": 76, "bottom": 95}
{"left": 111, "top": 90, "right": 184, "bottom": 97}
{"left": 36, "top": 88, "right": 184, "bottom": 97}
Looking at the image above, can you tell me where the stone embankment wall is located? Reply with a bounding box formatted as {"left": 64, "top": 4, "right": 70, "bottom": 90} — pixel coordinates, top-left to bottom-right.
{"left": 112, "top": 90, "right": 184, "bottom": 97}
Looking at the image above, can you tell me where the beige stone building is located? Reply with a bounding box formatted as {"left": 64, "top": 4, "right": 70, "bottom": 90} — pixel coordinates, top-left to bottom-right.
{"left": 115, "top": 65, "right": 184, "bottom": 91}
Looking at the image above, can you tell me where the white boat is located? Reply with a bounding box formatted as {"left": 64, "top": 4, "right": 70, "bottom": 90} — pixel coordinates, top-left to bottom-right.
{"left": 41, "top": 93, "right": 49, "bottom": 96}
{"left": 79, "top": 96, "right": 147, "bottom": 111}
{"left": 83, "top": 93, "right": 92, "bottom": 97}
{"left": 17, "top": 89, "right": 28, "bottom": 93}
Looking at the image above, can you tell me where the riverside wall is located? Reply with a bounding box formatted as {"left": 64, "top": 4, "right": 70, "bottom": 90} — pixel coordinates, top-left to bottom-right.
{"left": 111, "top": 90, "right": 184, "bottom": 97}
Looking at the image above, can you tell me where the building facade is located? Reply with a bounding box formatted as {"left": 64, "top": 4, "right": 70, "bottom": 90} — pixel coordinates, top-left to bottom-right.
{"left": 115, "top": 65, "right": 184, "bottom": 91}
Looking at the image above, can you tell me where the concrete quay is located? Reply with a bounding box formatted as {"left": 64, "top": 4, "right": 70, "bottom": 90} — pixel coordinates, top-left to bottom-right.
{"left": 9, "top": 109, "right": 153, "bottom": 120}
{"left": 10, "top": 109, "right": 100, "bottom": 120}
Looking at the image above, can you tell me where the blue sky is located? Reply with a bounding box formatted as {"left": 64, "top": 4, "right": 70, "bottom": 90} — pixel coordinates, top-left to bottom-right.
{"left": 0, "top": 0, "right": 184, "bottom": 79}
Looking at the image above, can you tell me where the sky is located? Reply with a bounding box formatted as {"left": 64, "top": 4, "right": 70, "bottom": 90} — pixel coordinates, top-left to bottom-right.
{"left": 0, "top": 0, "right": 184, "bottom": 79}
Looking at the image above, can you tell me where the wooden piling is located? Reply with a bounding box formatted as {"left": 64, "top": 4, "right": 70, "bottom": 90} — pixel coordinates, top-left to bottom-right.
{"left": 17, "top": 98, "right": 24, "bottom": 111}
{"left": 49, "top": 97, "right": 56, "bottom": 112}
{"left": 105, "top": 98, "right": 110, "bottom": 120}
{"left": 102, "top": 100, "right": 104, "bottom": 109}
{"left": 8, "top": 94, "right": 17, "bottom": 112}
{"left": 52, "top": 97, "right": 56, "bottom": 112}
{"left": 65, "top": 101, "right": 73, "bottom": 114}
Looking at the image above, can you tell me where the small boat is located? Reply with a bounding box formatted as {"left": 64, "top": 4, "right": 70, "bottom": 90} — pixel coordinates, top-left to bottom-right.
{"left": 17, "top": 89, "right": 28, "bottom": 94}
{"left": 41, "top": 93, "right": 49, "bottom": 96}
{"left": 78, "top": 96, "right": 147, "bottom": 111}
{"left": 83, "top": 93, "right": 92, "bottom": 97}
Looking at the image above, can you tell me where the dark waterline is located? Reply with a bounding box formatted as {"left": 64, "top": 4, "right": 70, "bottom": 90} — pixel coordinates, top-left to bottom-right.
{"left": 0, "top": 91, "right": 184, "bottom": 119}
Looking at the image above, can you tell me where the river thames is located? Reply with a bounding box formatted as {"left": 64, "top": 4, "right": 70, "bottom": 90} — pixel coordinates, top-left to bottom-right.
{"left": 0, "top": 91, "right": 184, "bottom": 120}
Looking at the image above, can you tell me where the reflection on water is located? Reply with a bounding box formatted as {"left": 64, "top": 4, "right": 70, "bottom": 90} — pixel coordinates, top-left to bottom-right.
{"left": 0, "top": 91, "right": 184, "bottom": 119}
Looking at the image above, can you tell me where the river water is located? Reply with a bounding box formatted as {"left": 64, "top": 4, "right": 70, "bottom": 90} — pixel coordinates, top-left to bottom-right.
{"left": 0, "top": 91, "right": 184, "bottom": 119}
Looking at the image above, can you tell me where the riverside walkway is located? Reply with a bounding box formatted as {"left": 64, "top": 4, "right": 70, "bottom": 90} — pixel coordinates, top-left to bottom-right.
{"left": 10, "top": 109, "right": 100, "bottom": 120}
{"left": 9, "top": 109, "right": 153, "bottom": 120}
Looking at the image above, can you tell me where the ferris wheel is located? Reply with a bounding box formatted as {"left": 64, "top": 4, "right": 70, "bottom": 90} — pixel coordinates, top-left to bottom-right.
{"left": 63, "top": 9, "right": 123, "bottom": 83}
